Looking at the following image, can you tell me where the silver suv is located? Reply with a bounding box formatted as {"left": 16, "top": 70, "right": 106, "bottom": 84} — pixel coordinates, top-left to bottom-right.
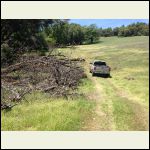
{"left": 89, "top": 60, "right": 111, "bottom": 77}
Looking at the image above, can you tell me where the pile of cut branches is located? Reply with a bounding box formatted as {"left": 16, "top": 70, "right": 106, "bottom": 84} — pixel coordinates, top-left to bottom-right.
{"left": 1, "top": 55, "right": 86, "bottom": 109}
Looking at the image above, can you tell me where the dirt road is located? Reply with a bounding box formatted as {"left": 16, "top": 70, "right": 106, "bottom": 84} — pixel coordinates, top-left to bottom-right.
{"left": 81, "top": 61, "right": 149, "bottom": 131}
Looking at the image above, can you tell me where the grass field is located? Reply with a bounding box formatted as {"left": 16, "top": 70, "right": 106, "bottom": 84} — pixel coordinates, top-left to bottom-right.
{"left": 1, "top": 36, "right": 149, "bottom": 131}
{"left": 57, "top": 36, "right": 149, "bottom": 130}
{"left": 1, "top": 80, "right": 95, "bottom": 131}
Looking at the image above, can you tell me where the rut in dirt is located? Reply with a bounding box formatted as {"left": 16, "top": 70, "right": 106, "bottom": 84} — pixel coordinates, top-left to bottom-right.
{"left": 82, "top": 68, "right": 149, "bottom": 131}
{"left": 81, "top": 67, "right": 115, "bottom": 131}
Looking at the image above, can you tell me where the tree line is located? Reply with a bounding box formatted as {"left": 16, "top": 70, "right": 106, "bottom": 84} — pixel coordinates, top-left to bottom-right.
{"left": 100, "top": 22, "right": 149, "bottom": 37}
{"left": 44, "top": 21, "right": 100, "bottom": 46}
{"left": 44, "top": 21, "right": 149, "bottom": 47}
{"left": 1, "top": 19, "right": 149, "bottom": 66}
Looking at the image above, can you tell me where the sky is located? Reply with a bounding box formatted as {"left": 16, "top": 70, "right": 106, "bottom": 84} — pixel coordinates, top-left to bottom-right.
{"left": 69, "top": 19, "right": 149, "bottom": 29}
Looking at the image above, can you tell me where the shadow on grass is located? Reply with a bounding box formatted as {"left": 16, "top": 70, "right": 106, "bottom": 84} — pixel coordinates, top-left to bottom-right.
{"left": 82, "top": 40, "right": 104, "bottom": 45}
{"left": 93, "top": 74, "right": 112, "bottom": 78}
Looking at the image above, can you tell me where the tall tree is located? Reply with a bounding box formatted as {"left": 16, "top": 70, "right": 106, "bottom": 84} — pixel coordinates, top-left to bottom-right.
{"left": 1, "top": 19, "right": 54, "bottom": 66}
{"left": 84, "top": 24, "right": 100, "bottom": 44}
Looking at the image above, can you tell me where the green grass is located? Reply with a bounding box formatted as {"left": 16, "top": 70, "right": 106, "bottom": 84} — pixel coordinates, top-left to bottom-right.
{"left": 1, "top": 91, "right": 94, "bottom": 131}
{"left": 79, "top": 37, "right": 148, "bottom": 104}
{"left": 58, "top": 36, "right": 149, "bottom": 105}
{"left": 1, "top": 76, "right": 95, "bottom": 131}
{"left": 78, "top": 78, "right": 95, "bottom": 94}
{"left": 99, "top": 37, "right": 149, "bottom": 105}
{"left": 99, "top": 79, "right": 148, "bottom": 130}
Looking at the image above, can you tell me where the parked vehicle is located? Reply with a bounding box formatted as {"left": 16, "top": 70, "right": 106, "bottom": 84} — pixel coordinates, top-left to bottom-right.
{"left": 89, "top": 60, "right": 111, "bottom": 77}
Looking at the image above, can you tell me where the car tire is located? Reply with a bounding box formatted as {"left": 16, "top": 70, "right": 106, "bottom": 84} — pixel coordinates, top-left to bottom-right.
{"left": 107, "top": 74, "right": 110, "bottom": 77}
{"left": 92, "top": 72, "right": 95, "bottom": 76}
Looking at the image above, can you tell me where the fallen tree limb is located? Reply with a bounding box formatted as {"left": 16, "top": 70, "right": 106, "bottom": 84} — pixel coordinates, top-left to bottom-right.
{"left": 1, "top": 55, "right": 86, "bottom": 109}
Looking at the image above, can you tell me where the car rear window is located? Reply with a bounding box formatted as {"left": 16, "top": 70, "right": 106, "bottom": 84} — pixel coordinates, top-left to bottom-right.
{"left": 94, "top": 61, "right": 106, "bottom": 66}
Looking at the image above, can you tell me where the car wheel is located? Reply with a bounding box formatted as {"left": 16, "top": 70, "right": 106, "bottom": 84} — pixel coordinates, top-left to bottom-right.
{"left": 92, "top": 72, "right": 95, "bottom": 76}
{"left": 108, "top": 74, "right": 112, "bottom": 78}
{"left": 107, "top": 74, "right": 110, "bottom": 78}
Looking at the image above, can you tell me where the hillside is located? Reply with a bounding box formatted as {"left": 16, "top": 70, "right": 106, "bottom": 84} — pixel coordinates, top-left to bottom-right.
{"left": 1, "top": 36, "right": 149, "bottom": 131}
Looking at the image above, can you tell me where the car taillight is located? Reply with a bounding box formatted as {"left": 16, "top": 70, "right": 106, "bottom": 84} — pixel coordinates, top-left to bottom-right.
{"left": 108, "top": 66, "right": 111, "bottom": 71}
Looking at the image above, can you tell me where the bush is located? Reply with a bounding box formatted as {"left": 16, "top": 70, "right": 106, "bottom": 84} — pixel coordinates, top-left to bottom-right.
{"left": 46, "top": 37, "right": 56, "bottom": 46}
{"left": 1, "top": 43, "right": 15, "bottom": 66}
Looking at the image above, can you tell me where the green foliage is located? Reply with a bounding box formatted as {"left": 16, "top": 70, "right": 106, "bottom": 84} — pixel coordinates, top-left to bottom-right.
{"left": 68, "top": 23, "right": 85, "bottom": 45}
{"left": 1, "top": 19, "right": 53, "bottom": 66}
{"left": 1, "top": 43, "right": 16, "bottom": 66}
{"left": 46, "top": 37, "right": 56, "bottom": 46}
{"left": 118, "top": 22, "right": 149, "bottom": 37}
{"left": 113, "top": 27, "right": 119, "bottom": 36}
{"left": 45, "top": 22, "right": 85, "bottom": 46}
{"left": 45, "top": 22, "right": 100, "bottom": 46}
{"left": 83, "top": 24, "right": 100, "bottom": 44}
{"left": 100, "top": 22, "right": 149, "bottom": 37}
{"left": 101, "top": 27, "right": 113, "bottom": 37}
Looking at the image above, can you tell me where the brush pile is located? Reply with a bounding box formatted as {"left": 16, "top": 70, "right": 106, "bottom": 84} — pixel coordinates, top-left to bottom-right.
{"left": 1, "top": 55, "right": 86, "bottom": 109}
